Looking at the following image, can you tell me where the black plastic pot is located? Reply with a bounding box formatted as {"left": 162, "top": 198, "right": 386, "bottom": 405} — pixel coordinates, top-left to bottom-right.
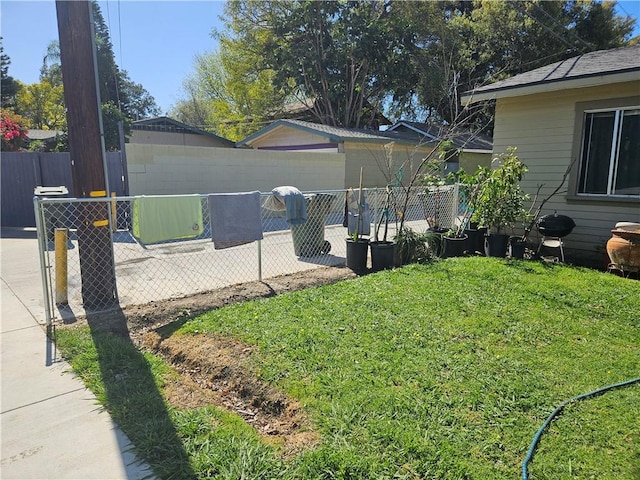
{"left": 509, "top": 237, "right": 526, "bottom": 259}
{"left": 346, "top": 238, "right": 369, "bottom": 272}
{"left": 370, "top": 241, "right": 396, "bottom": 271}
{"left": 442, "top": 234, "right": 468, "bottom": 258}
{"left": 485, "top": 233, "right": 509, "bottom": 258}
{"left": 464, "top": 228, "right": 486, "bottom": 255}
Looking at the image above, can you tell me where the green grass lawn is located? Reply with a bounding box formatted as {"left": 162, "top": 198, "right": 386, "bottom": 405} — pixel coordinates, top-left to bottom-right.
{"left": 56, "top": 257, "right": 640, "bottom": 479}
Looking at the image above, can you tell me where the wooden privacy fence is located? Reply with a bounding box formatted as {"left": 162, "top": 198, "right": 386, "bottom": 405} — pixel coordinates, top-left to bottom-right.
{"left": 1, "top": 152, "right": 127, "bottom": 227}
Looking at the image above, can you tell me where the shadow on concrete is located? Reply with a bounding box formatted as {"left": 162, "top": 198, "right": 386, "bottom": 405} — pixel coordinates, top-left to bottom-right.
{"left": 297, "top": 253, "right": 345, "bottom": 266}
{"left": 83, "top": 308, "right": 197, "bottom": 479}
{"left": 0, "top": 227, "right": 38, "bottom": 239}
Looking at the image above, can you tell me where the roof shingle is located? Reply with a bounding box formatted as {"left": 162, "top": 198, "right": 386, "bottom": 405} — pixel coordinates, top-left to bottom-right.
{"left": 466, "top": 45, "right": 640, "bottom": 98}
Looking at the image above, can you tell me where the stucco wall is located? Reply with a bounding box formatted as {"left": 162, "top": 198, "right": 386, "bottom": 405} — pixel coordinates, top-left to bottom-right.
{"left": 125, "top": 144, "right": 345, "bottom": 195}
{"left": 459, "top": 151, "right": 491, "bottom": 173}
{"left": 343, "top": 142, "right": 435, "bottom": 188}
{"left": 492, "top": 81, "right": 640, "bottom": 266}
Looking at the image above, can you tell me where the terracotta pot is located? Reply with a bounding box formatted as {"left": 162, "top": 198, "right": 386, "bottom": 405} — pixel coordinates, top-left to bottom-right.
{"left": 606, "top": 230, "right": 640, "bottom": 271}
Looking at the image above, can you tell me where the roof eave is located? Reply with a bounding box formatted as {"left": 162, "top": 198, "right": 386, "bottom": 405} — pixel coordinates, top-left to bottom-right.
{"left": 460, "top": 148, "right": 492, "bottom": 154}
{"left": 387, "top": 122, "right": 438, "bottom": 139}
{"left": 461, "top": 70, "right": 640, "bottom": 105}
{"left": 238, "top": 120, "right": 341, "bottom": 147}
{"left": 133, "top": 116, "right": 234, "bottom": 145}
{"left": 344, "top": 137, "right": 439, "bottom": 148}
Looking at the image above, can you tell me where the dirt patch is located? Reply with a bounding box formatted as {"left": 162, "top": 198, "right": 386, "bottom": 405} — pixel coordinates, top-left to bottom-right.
{"left": 65, "top": 265, "right": 357, "bottom": 455}
{"left": 143, "top": 331, "right": 320, "bottom": 455}
{"left": 124, "top": 265, "right": 357, "bottom": 333}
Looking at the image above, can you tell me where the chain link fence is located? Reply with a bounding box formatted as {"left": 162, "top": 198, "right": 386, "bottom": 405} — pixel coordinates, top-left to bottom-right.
{"left": 35, "top": 186, "right": 465, "bottom": 323}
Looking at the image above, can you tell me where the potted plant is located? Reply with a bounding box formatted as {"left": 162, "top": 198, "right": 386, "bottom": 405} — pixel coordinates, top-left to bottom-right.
{"left": 346, "top": 230, "right": 369, "bottom": 272}
{"left": 455, "top": 168, "right": 488, "bottom": 254}
{"left": 441, "top": 228, "right": 468, "bottom": 258}
{"left": 345, "top": 168, "right": 369, "bottom": 272}
{"left": 472, "top": 147, "right": 529, "bottom": 258}
{"left": 375, "top": 132, "right": 484, "bottom": 265}
{"left": 370, "top": 185, "right": 397, "bottom": 271}
{"left": 394, "top": 227, "right": 441, "bottom": 266}
{"left": 437, "top": 168, "right": 486, "bottom": 258}
{"left": 419, "top": 157, "right": 452, "bottom": 234}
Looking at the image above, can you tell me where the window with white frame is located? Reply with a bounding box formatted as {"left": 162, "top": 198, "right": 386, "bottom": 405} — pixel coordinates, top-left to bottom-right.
{"left": 578, "top": 107, "right": 640, "bottom": 197}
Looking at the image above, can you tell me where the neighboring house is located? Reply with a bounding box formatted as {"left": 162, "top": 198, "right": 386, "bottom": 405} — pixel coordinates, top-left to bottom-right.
{"left": 237, "top": 119, "right": 437, "bottom": 187}
{"left": 387, "top": 121, "right": 493, "bottom": 174}
{"left": 461, "top": 45, "right": 640, "bottom": 267}
{"left": 25, "top": 129, "right": 64, "bottom": 151}
{"left": 278, "top": 97, "right": 391, "bottom": 130}
{"left": 130, "top": 117, "right": 235, "bottom": 148}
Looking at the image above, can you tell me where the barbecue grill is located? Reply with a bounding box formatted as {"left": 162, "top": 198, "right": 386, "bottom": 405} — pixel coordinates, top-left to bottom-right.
{"left": 536, "top": 212, "right": 575, "bottom": 262}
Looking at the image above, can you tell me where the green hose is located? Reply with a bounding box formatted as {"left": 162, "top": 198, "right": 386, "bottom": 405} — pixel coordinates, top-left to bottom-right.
{"left": 521, "top": 377, "right": 640, "bottom": 480}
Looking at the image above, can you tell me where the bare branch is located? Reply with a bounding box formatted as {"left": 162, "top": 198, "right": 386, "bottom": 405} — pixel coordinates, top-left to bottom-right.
{"left": 521, "top": 157, "right": 577, "bottom": 241}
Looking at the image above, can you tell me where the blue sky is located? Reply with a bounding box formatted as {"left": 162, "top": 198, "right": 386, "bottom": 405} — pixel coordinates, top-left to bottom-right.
{"left": 1, "top": 0, "right": 639, "bottom": 115}
{"left": 1, "top": 0, "right": 226, "bottom": 114}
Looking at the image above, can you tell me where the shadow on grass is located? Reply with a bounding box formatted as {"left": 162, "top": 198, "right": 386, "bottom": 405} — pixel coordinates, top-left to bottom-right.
{"left": 85, "top": 308, "right": 196, "bottom": 480}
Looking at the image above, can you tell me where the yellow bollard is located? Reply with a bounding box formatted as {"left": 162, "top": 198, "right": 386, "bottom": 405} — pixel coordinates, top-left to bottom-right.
{"left": 111, "top": 192, "right": 117, "bottom": 232}
{"left": 54, "top": 228, "right": 68, "bottom": 305}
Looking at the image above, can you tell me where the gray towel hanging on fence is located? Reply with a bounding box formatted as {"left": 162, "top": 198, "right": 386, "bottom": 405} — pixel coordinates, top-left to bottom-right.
{"left": 209, "top": 191, "right": 263, "bottom": 249}
{"left": 263, "top": 186, "right": 308, "bottom": 225}
{"left": 345, "top": 188, "right": 371, "bottom": 236}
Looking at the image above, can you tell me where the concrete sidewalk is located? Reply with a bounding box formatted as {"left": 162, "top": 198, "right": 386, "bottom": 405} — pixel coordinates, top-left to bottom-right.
{"left": 1, "top": 229, "right": 155, "bottom": 479}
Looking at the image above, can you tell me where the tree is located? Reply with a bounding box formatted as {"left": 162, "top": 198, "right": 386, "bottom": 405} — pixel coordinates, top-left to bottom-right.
{"left": 171, "top": 80, "right": 214, "bottom": 129}
{"left": 0, "top": 109, "right": 28, "bottom": 151}
{"left": 221, "top": 0, "right": 634, "bottom": 128}
{"left": 173, "top": 48, "right": 286, "bottom": 141}
{"left": 40, "top": 40, "right": 63, "bottom": 86}
{"left": 402, "top": 0, "right": 636, "bottom": 131}
{"left": 119, "top": 73, "right": 161, "bottom": 120}
{"left": 15, "top": 81, "right": 66, "bottom": 130}
{"left": 101, "top": 101, "right": 129, "bottom": 151}
{"left": 189, "top": 0, "right": 635, "bottom": 135}
{"left": 1, "top": 38, "right": 22, "bottom": 108}
{"left": 382, "top": 1, "right": 470, "bottom": 125}
{"left": 217, "top": 0, "right": 414, "bottom": 129}
{"left": 32, "top": 1, "right": 160, "bottom": 149}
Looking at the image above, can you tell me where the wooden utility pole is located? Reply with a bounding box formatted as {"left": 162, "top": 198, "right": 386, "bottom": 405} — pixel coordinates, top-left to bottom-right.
{"left": 56, "top": 0, "right": 117, "bottom": 308}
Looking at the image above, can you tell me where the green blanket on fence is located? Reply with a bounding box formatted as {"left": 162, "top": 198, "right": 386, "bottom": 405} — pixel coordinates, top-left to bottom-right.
{"left": 132, "top": 195, "right": 203, "bottom": 245}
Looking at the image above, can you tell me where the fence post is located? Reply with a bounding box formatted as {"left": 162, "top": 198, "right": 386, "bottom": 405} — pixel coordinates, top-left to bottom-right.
{"left": 452, "top": 183, "right": 460, "bottom": 227}
{"left": 258, "top": 240, "right": 262, "bottom": 282}
{"left": 34, "top": 197, "right": 54, "bottom": 326}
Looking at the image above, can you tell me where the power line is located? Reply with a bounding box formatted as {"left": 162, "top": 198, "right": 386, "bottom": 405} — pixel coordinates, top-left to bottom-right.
{"left": 528, "top": 1, "right": 593, "bottom": 51}
{"left": 511, "top": 2, "right": 578, "bottom": 52}
{"left": 614, "top": 0, "right": 631, "bottom": 17}
{"left": 117, "top": 0, "right": 123, "bottom": 74}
